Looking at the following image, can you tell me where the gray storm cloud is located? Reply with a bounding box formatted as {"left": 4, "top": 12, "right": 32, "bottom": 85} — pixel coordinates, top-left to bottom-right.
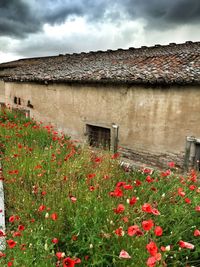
{"left": 1, "top": 0, "right": 200, "bottom": 39}
{"left": 125, "top": 0, "right": 200, "bottom": 27}
{"left": 0, "top": 0, "right": 41, "bottom": 37}
{"left": 0, "top": 0, "right": 111, "bottom": 38}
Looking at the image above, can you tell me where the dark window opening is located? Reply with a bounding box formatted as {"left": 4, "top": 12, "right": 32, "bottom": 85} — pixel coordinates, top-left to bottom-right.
{"left": 14, "top": 97, "right": 21, "bottom": 105}
{"left": 87, "top": 124, "right": 111, "bottom": 150}
{"left": 12, "top": 108, "right": 30, "bottom": 118}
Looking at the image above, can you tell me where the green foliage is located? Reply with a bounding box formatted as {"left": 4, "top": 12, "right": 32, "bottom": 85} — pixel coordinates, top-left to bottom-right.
{"left": 0, "top": 108, "right": 200, "bottom": 266}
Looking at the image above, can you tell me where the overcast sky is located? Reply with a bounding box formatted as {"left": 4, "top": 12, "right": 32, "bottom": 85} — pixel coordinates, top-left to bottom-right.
{"left": 0, "top": 0, "right": 200, "bottom": 63}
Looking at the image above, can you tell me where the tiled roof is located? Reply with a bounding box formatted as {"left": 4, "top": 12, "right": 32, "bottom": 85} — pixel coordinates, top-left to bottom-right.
{"left": 0, "top": 41, "right": 200, "bottom": 85}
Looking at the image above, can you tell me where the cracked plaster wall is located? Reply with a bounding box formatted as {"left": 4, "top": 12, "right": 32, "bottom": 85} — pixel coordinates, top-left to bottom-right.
{"left": 4, "top": 82, "right": 200, "bottom": 168}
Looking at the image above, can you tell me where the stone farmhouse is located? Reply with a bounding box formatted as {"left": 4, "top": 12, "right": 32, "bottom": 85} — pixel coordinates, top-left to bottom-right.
{"left": 0, "top": 41, "right": 200, "bottom": 170}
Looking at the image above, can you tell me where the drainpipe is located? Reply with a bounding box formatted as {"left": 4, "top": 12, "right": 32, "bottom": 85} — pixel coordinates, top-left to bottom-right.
{"left": 112, "top": 124, "right": 119, "bottom": 153}
{"left": 184, "top": 136, "right": 196, "bottom": 172}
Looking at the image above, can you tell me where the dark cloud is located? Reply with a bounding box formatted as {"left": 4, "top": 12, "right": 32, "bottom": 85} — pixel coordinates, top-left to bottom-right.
{"left": 0, "top": 0, "right": 200, "bottom": 39}
{"left": 167, "top": 0, "right": 200, "bottom": 23}
{"left": 0, "top": 0, "right": 111, "bottom": 38}
{"left": 124, "top": 0, "right": 200, "bottom": 28}
{"left": 0, "top": 0, "right": 41, "bottom": 37}
{"left": 40, "top": 0, "right": 111, "bottom": 25}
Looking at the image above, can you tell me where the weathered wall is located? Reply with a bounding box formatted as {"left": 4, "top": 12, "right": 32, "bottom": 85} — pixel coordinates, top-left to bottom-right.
{"left": 0, "top": 80, "right": 5, "bottom": 103}
{"left": 4, "top": 82, "right": 200, "bottom": 168}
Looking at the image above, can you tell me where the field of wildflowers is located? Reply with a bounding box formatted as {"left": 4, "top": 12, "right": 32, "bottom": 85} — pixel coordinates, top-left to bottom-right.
{"left": 0, "top": 108, "right": 200, "bottom": 267}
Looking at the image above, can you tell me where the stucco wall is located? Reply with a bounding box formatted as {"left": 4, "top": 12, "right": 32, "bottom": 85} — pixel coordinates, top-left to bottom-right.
{"left": 4, "top": 81, "right": 200, "bottom": 168}
{"left": 0, "top": 80, "right": 5, "bottom": 103}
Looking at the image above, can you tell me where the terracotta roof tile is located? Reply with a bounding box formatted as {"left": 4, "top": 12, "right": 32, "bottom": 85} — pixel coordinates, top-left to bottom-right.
{"left": 0, "top": 41, "right": 200, "bottom": 85}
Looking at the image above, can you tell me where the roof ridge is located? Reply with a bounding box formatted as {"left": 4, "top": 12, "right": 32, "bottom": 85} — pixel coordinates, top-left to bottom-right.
{"left": 0, "top": 41, "right": 200, "bottom": 65}
{"left": 0, "top": 41, "right": 200, "bottom": 86}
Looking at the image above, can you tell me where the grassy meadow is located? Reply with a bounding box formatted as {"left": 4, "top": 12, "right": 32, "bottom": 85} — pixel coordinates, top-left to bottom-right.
{"left": 0, "top": 108, "right": 200, "bottom": 267}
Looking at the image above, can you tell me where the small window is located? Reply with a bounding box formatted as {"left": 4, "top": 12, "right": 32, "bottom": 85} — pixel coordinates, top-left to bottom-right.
{"left": 86, "top": 124, "right": 111, "bottom": 150}
{"left": 14, "top": 96, "right": 17, "bottom": 104}
{"left": 12, "top": 108, "right": 30, "bottom": 118}
{"left": 18, "top": 98, "right": 21, "bottom": 105}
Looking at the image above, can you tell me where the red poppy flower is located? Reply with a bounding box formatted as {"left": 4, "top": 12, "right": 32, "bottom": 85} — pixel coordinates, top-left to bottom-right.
{"left": 122, "top": 216, "right": 129, "bottom": 223}
{"left": 20, "top": 244, "right": 26, "bottom": 251}
{"left": 56, "top": 252, "right": 65, "bottom": 260}
{"left": 87, "top": 173, "right": 96, "bottom": 179}
{"left": 111, "top": 153, "right": 120, "bottom": 159}
{"left": 142, "top": 203, "right": 152, "bottom": 213}
{"left": 8, "top": 170, "right": 19, "bottom": 175}
{"left": 74, "top": 258, "right": 81, "bottom": 264}
{"left": 135, "top": 180, "right": 142, "bottom": 186}
{"left": 110, "top": 187, "right": 123, "bottom": 197}
{"left": 0, "top": 230, "right": 5, "bottom": 237}
{"left": 9, "top": 215, "right": 15, "bottom": 223}
{"left": 128, "top": 225, "right": 142, "bottom": 236}
{"left": 123, "top": 184, "right": 133, "bottom": 190}
{"left": 84, "top": 255, "right": 89, "bottom": 261}
{"left": 161, "top": 169, "right": 171, "bottom": 177}
{"left": 189, "top": 185, "right": 196, "bottom": 191}
{"left": 7, "top": 261, "right": 13, "bottom": 267}
{"left": 114, "top": 204, "right": 125, "bottom": 214}
{"left": 119, "top": 250, "right": 131, "bottom": 259}
{"left": 115, "top": 227, "right": 124, "bottom": 236}
{"left": 154, "top": 226, "right": 163, "bottom": 236}
{"left": 146, "top": 256, "right": 156, "bottom": 267}
{"left": 160, "top": 246, "right": 166, "bottom": 252}
{"left": 18, "top": 225, "right": 25, "bottom": 231}
{"left": 151, "top": 208, "right": 160, "bottom": 216}
{"left": 168, "top": 162, "right": 175, "bottom": 168}
{"left": 185, "top": 198, "right": 191, "bottom": 204}
{"left": 71, "top": 235, "right": 78, "bottom": 241}
{"left": 12, "top": 231, "right": 21, "bottom": 237}
{"left": 179, "top": 240, "right": 194, "bottom": 249}
{"left": 146, "top": 241, "right": 158, "bottom": 256}
{"left": 7, "top": 239, "right": 17, "bottom": 249}
{"left": 62, "top": 257, "right": 81, "bottom": 267}
{"left": 194, "top": 229, "right": 200, "bottom": 236}
{"left": 142, "top": 168, "right": 153, "bottom": 174}
{"left": 178, "top": 188, "right": 185, "bottom": 197}
{"left": 129, "top": 196, "right": 137, "bottom": 206}
{"left": 142, "top": 220, "right": 154, "bottom": 231}
{"left": 94, "top": 157, "right": 102, "bottom": 163}
{"left": 195, "top": 206, "right": 200, "bottom": 212}
{"left": 52, "top": 238, "right": 59, "bottom": 244}
{"left": 116, "top": 182, "right": 126, "bottom": 187}
{"left": 0, "top": 252, "right": 6, "bottom": 258}
{"left": 146, "top": 176, "right": 154, "bottom": 183}
{"left": 38, "top": 205, "right": 46, "bottom": 212}
{"left": 88, "top": 186, "right": 95, "bottom": 191}
{"left": 51, "top": 213, "right": 58, "bottom": 221}
{"left": 70, "top": 196, "right": 77, "bottom": 203}
{"left": 41, "top": 191, "right": 47, "bottom": 196}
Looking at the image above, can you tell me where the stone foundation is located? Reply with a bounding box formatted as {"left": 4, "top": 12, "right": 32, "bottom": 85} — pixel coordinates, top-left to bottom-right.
{"left": 119, "top": 146, "right": 185, "bottom": 170}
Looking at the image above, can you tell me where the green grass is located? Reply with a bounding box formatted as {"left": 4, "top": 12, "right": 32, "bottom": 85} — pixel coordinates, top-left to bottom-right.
{"left": 0, "top": 108, "right": 200, "bottom": 267}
